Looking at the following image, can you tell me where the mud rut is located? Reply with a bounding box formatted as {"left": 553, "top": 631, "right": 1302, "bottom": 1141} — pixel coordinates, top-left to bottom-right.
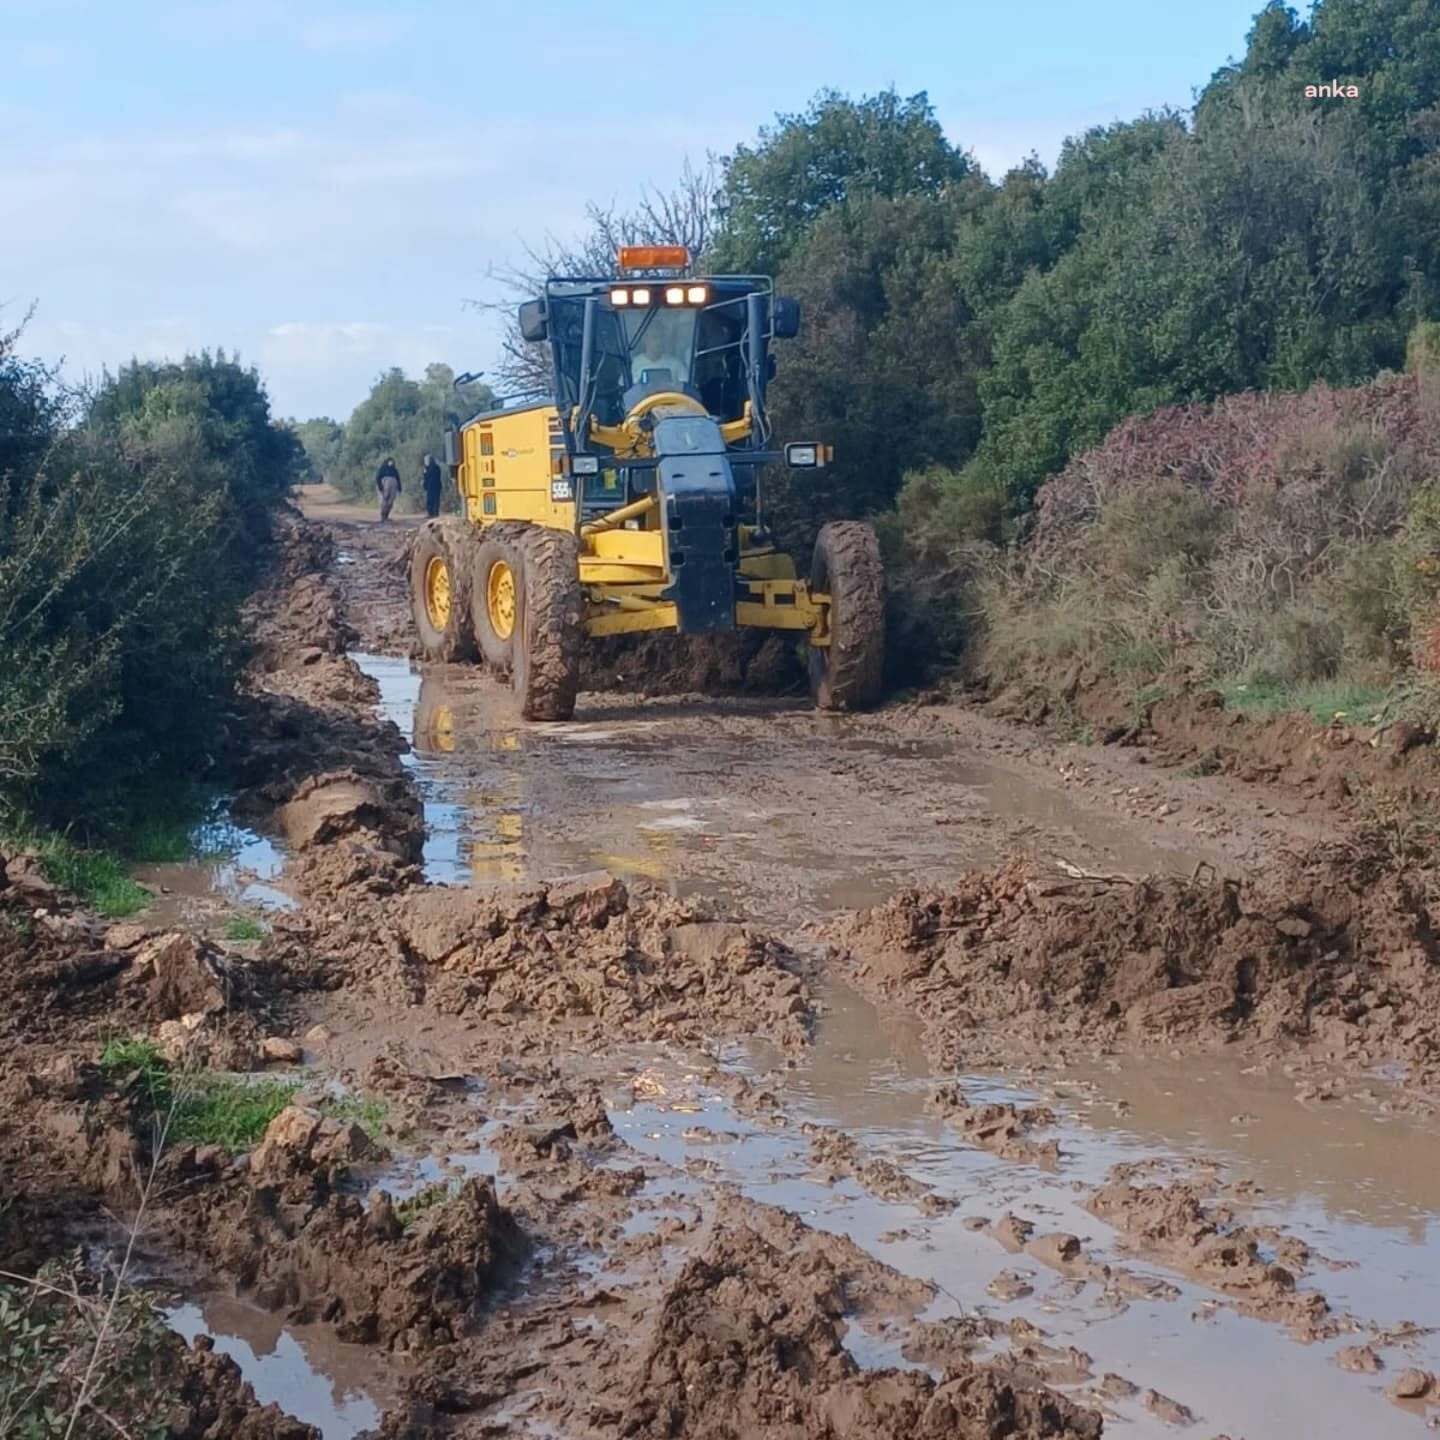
{"left": 25, "top": 500, "right": 1440, "bottom": 1440}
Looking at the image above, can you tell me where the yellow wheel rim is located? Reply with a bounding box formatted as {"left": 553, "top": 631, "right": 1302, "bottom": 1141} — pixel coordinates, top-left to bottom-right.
{"left": 486, "top": 559, "right": 517, "bottom": 641}
{"left": 424, "top": 554, "right": 452, "bottom": 630}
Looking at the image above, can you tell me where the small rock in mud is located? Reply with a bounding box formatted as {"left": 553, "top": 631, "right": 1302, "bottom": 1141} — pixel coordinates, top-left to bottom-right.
{"left": 1336, "top": 1344, "right": 1384, "bottom": 1374}
{"left": 988, "top": 1269, "right": 1036, "bottom": 1301}
{"left": 250, "top": 1104, "right": 378, "bottom": 1179}
{"left": 104, "top": 922, "right": 150, "bottom": 950}
{"left": 259, "top": 1036, "right": 303, "bottom": 1063}
{"left": 1387, "top": 1368, "right": 1434, "bottom": 1401}
{"left": 1143, "top": 1388, "right": 1196, "bottom": 1425}
{"left": 1099, "top": 1373, "right": 1140, "bottom": 1399}
{"left": 135, "top": 932, "right": 232, "bottom": 1018}
{"left": 31, "top": 1054, "right": 85, "bottom": 1100}
{"left": 1027, "top": 1232, "right": 1084, "bottom": 1267}
{"left": 929, "top": 1085, "right": 1060, "bottom": 1166}
{"left": 990, "top": 1213, "right": 1035, "bottom": 1252}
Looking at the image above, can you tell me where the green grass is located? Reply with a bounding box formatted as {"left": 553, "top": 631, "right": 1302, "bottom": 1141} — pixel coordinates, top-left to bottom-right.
{"left": 1, "top": 788, "right": 244, "bottom": 920}
{"left": 14, "top": 832, "right": 150, "bottom": 917}
{"left": 171, "top": 1075, "right": 300, "bottom": 1149}
{"left": 1220, "top": 679, "right": 1390, "bottom": 726}
{"left": 322, "top": 1092, "right": 389, "bottom": 1139}
{"left": 222, "top": 913, "right": 266, "bottom": 942}
{"left": 100, "top": 1035, "right": 171, "bottom": 1108}
{"left": 100, "top": 1036, "right": 300, "bottom": 1150}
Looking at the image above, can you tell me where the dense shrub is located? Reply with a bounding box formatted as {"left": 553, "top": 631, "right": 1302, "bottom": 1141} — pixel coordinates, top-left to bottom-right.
{"left": 0, "top": 336, "right": 303, "bottom": 826}
{"left": 975, "top": 367, "right": 1440, "bottom": 701}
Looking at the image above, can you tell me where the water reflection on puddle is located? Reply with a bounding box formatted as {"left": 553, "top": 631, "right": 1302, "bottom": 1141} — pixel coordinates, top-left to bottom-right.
{"left": 135, "top": 805, "right": 297, "bottom": 917}
{"left": 164, "top": 1294, "right": 387, "bottom": 1439}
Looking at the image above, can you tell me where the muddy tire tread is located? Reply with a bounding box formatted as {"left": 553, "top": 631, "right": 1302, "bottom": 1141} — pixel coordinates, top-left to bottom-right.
{"left": 809, "top": 520, "right": 885, "bottom": 711}
{"left": 472, "top": 522, "right": 532, "bottom": 672}
{"left": 513, "top": 526, "right": 582, "bottom": 721}
{"left": 410, "top": 519, "right": 479, "bottom": 663}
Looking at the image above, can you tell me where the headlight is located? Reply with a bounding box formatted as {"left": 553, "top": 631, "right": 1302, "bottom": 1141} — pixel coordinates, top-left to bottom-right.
{"left": 686, "top": 285, "right": 708, "bottom": 304}
{"left": 632, "top": 287, "right": 651, "bottom": 305}
{"left": 571, "top": 455, "right": 599, "bottom": 475}
{"left": 664, "top": 286, "right": 685, "bottom": 305}
{"left": 610, "top": 288, "right": 630, "bottom": 306}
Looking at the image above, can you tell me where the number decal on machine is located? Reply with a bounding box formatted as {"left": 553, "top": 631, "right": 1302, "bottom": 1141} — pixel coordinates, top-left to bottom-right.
{"left": 551, "top": 478, "right": 574, "bottom": 501}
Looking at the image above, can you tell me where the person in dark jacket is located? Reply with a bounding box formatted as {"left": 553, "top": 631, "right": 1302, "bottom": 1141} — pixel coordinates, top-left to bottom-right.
{"left": 421, "top": 453, "right": 443, "bottom": 518}
{"left": 375, "top": 457, "right": 401, "bottom": 521}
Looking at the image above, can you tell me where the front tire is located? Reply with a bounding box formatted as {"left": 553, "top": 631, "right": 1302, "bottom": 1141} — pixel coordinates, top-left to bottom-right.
{"left": 512, "top": 528, "right": 582, "bottom": 721}
{"left": 409, "top": 520, "right": 478, "bottom": 663}
{"left": 808, "top": 521, "right": 885, "bottom": 711}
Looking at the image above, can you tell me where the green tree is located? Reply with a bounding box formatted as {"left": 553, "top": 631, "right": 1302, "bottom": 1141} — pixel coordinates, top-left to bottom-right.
{"left": 330, "top": 364, "right": 495, "bottom": 509}
{"left": 292, "top": 417, "right": 344, "bottom": 484}
{"left": 711, "top": 89, "right": 972, "bottom": 275}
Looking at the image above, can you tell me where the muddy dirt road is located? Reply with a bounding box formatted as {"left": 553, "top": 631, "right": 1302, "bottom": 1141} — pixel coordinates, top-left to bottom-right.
{"left": 255, "top": 508, "right": 1440, "bottom": 1439}
{"left": 8, "top": 502, "right": 1440, "bottom": 1440}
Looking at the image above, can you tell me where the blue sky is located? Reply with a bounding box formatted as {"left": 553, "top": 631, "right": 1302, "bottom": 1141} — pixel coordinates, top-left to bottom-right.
{"left": 2, "top": 0, "right": 1268, "bottom": 420}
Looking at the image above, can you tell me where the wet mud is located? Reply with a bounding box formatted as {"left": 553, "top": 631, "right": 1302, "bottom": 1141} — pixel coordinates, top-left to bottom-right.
{"left": 6, "top": 503, "right": 1440, "bottom": 1439}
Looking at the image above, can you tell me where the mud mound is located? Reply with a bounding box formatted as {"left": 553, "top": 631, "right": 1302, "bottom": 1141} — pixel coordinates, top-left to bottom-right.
{"left": 616, "top": 1217, "right": 1100, "bottom": 1439}
{"left": 270, "top": 874, "right": 813, "bottom": 1050}
{"left": 181, "top": 1109, "right": 525, "bottom": 1350}
{"left": 173, "top": 1334, "right": 321, "bottom": 1439}
{"left": 1090, "top": 1165, "right": 1337, "bottom": 1335}
{"left": 244, "top": 507, "right": 356, "bottom": 668}
{"left": 928, "top": 1087, "right": 1060, "bottom": 1167}
{"left": 413, "top": 876, "right": 813, "bottom": 1049}
{"left": 836, "top": 844, "right": 1440, "bottom": 1076}
{"left": 0, "top": 902, "right": 273, "bottom": 1067}
{"left": 582, "top": 628, "right": 805, "bottom": 699}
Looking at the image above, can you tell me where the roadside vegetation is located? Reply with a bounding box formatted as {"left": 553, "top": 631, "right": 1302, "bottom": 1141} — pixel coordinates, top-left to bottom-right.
{"left": 0, "top": 327, "right": 303, "bottom": 882}
{"left": 975, "top": 350, "right": 1440, "bottom": 717}
{"left": 291, "top": 362, "right": 494, "bottom": 513}
{"left": 473, "top": 0, "right": 1440, "bottom": 714}
{"left": 100, "top": 1037, "right": 301, "bottom": 1150}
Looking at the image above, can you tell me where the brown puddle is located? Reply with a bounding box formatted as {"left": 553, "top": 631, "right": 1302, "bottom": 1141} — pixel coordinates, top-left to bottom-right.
{"left": 133, "top": 808, "right": 298, "bottom": 926}
{"left": 164, "top": 1291, "right": 395, "bottom": 1438}
{"left": 563, "top": 978, "right": 1440, "bottom": 1439}
{"left": 345, "top": 652, "right": 1440, "bottom": 1436}
{"left": 351, "top": 653, "right": 1211, "bottom": 915}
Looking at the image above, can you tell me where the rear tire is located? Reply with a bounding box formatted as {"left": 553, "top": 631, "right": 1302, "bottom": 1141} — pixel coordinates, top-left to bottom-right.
{"left": 471, "top": 524, "right": 529, "bottom": 672}
{"left": 512, "top": 528, "right": 583, "bottom": 721}
{"left": 808, "top": 521, "right": 885, "bottom": 711}
{"left": 410, "top": 520, "right": 478, "bottom": 663}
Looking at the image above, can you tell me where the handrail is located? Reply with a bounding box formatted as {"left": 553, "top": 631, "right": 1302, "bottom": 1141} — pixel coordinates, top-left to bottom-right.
{"left": 580, "top": 493, "right": 658, "bottom": 535}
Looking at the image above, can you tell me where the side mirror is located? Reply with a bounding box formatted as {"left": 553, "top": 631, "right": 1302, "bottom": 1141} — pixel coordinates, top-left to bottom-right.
{"left": 772, "top": 296, "right": 800, "bottom": 340}
{"left": 785, "top": 441, "right": 832, "bottom": 469}
{"left": 518, "top": 299, "right": 548, "bottom": 343}
{"left": 443, "top": 426, "right": 461, "bottom": 467}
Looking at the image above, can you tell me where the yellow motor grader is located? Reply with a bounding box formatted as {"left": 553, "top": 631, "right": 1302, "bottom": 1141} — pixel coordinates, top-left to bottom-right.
{"left": 409, "top": 245, "right": 884, "bottom": 720}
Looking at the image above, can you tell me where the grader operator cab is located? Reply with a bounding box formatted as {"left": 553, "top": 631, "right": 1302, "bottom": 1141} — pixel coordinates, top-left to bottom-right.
{"left": 409, "top": 245, "right": 884, "bottom": 720}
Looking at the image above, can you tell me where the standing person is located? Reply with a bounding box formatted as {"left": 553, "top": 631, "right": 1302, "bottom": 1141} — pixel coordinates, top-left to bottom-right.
{"left": 375, "top": 456, "right": 401, "bottom": 522}
{"left": 421, "top": 452, "right": 444, "bottom": 519}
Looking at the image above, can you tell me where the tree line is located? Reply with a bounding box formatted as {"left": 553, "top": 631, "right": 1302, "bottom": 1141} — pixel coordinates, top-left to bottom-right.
{"left": 483, "top": 0, "right": 1440, "bottom": 670}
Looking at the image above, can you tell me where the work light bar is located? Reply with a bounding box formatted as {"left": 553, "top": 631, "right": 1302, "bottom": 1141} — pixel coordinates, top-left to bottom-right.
{"left": 609, "top": 285, "right": 707, "bottom": 307}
